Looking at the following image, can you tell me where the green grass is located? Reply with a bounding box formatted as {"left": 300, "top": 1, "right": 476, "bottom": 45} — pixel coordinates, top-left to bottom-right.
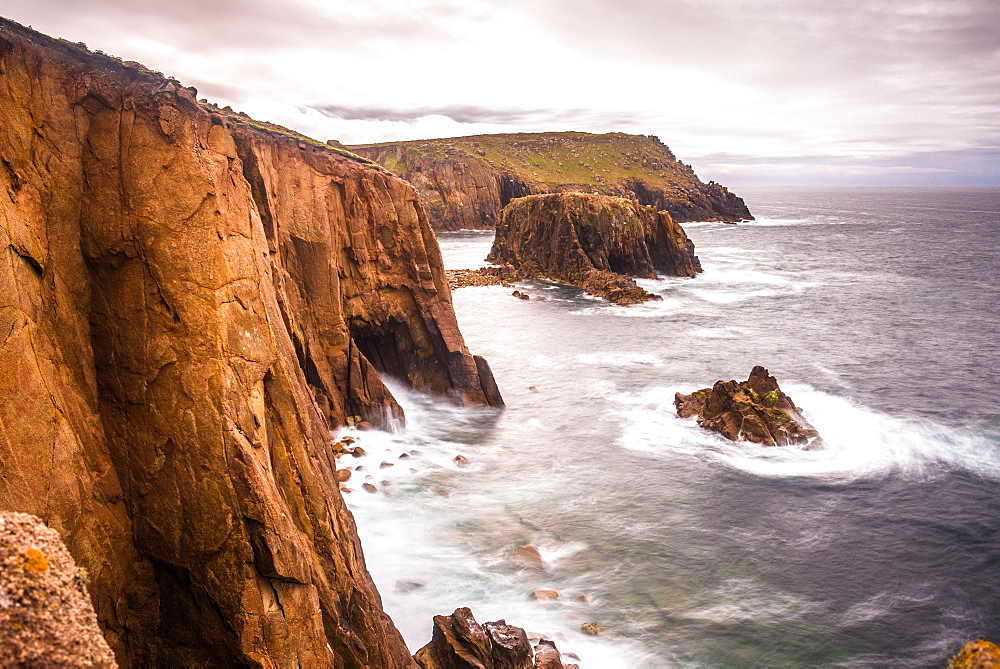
{"left": 349, "top": 131, "right": 699, "bottom": 191}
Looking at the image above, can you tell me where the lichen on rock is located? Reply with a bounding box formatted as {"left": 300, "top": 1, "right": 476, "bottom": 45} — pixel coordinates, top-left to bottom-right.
{"left": 0, "top": 512, "right": 117, "bottom": 667}
{"left": 948, "top": 638, "right": 1000, "bottom": 668}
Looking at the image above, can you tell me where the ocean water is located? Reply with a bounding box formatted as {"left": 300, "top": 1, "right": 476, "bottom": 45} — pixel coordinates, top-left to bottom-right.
{"left": 343, "top": 187, "right": 1000, "bottom": 667}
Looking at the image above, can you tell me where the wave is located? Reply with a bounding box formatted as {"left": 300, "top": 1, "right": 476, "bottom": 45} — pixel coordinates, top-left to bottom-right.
{"left": 340, "top": 383, "right": 660, "bottom": 668}
{"left": 611, "top": 383, "right": 1000, "bottom": 482}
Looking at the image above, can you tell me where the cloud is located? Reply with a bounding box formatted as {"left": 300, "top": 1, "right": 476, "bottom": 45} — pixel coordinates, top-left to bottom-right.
{"left": 313, "top": 104, "right": 657, "bottom": 128}
{"left": 2, "top": 0, "right": 447, "bottom": 53}
{"left": 699, "top": 147, "right": 1000, "bottom": 186}
{"left": 1, "top": 0, "right": 997, "bottom": 185}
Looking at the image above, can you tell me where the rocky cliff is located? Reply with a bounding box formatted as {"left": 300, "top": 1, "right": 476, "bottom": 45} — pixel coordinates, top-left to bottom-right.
{"left": 348, "top": 132, "right": 753, "bottom": 231}
{"left": 0, "top": 17, "right": 500, "bottom": 667}
{"left": 486, "top": 193, "right": 701, "bottom": 304}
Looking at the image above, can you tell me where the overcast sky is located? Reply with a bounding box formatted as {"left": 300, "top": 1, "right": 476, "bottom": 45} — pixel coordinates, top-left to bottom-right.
{"left": 3, "top": 0, "right": 999, "bottom": 185}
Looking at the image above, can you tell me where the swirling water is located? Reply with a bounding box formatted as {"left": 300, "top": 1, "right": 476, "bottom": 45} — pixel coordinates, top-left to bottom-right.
{"left": 345, "top": 187, "right": 1000, "bottom": 667}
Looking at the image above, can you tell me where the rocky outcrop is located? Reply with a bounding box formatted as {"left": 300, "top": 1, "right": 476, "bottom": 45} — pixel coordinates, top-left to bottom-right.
{"left": 348, "top": 132, "right": 752, "bottom": 231}
{"left": 948, "top": 638, "right": 1000, "bottom": 668}
{"left": 413, "top": 607, "right": 535, "bottom": 669}
{"left": 486, "top": 193, "right": 701, "bottom": 305}
{"left": 0, "top": 512, "right": 117, "bottom": 667}
{"left": 675, "top": 367, "right": 819, "bottom": 446}
{"left": 0, "top": 18, "right": 501, "bottom": 667}
{"left": 446, "top": 266, "right": 522, "bottom": 289}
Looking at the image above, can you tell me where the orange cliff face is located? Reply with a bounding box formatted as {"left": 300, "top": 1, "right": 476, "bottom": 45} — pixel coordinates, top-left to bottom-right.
{"left": 0, "top": 18, "right": 498, "bottom": 666}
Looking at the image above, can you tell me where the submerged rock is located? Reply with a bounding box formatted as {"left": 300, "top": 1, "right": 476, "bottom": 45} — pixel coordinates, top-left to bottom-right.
{"left": 511, "top": 545, "right": 546, "bottom": 570}
{"left": 413, "top": 607, "right": 533, "bottom": 668}
{"left": 675, "top": 366, "right": 819, "bottom": 446}
{"left": 487, "top": 193, "right": 701, "bottom": 305}
{"left": 530, "top": 589, "right": 559, "bottom": 601}
{"left": 948, "top": 638, "right": 1000, "bottom": 668}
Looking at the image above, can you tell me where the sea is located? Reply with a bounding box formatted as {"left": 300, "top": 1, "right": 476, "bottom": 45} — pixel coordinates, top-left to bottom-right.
{"left": 341, "top": 187, "right": 1000, "bottom": 667}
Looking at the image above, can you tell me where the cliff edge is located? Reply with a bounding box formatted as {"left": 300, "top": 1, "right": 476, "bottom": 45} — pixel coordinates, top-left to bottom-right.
{"left": 348, "top": 132, "right": 752, "bottom": 231}
{"left": 0, "top": 17, "right": 499, "bottom": 666}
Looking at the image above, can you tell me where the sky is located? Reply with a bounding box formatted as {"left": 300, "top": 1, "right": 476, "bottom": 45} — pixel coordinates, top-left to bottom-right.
{"left": 2, "top": 0, "right": 999, "bottom": 186}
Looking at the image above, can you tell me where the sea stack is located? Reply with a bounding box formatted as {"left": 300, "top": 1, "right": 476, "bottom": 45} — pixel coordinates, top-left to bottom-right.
{"left": 487, "top": 192, "right": 701, "bottom": 304}
{"left": 675, "top": 366, "right": 820, "bottom": 446}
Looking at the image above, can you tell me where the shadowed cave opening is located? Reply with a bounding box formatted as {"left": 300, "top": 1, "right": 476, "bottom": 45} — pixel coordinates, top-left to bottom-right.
{"left": 350, "top": 322, "right": 408, "bottom": 384}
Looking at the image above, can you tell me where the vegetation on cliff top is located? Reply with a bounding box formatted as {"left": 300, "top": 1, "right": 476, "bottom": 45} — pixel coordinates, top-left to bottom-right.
{"left": 349, "top": 131, "right": 723, "bottom": 194}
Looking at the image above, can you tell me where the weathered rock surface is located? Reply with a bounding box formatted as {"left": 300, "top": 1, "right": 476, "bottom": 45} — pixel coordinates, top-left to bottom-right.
{"left": 0, "top": 512, "right": 117, "bottom": 667}
{"left": 348, "top": 132, "right": 753, "bottom": 231}
{"left": 487, "top": 193, "right": 701, "bottom": 305}
{"left": 0, "top": 18, "right": 501, "bottom": 667}
{"left": 675, "top": 366, "right": 820, "bottom": 446}
{"left": 413, "top": 607, "right": 534, "bottom": 669}
{"left": 948, "top": 638, "right": 1000, "bottom": 668}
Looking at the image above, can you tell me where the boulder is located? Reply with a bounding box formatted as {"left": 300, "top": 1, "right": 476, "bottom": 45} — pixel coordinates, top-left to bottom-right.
{"left": 487, "top": 193, "right": 701, "bottom": 305}
{"left": 533, "top": 640, "right": 564, "bottom": 669}
{"left": 413, "top": 607, "right": 533, "bottom": 669}
{"left": 675, "top": 366, "right": 819, "bottom": 446}
{"left": 530, "top": 589, "right": 559, "bottom": 601}
{"left": 511, "top": 545, "right": 546, "bottom": 570}
{"left": 948, "top": 638, "right": 1000, "bottom": 668}
{"left": 0, "top": 513, "right": 117, "bottom": 667}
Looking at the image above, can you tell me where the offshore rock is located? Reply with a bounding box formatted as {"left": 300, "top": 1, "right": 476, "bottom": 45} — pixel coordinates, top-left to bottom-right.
{"left": 0, "top": 17, "right": 504, "bottom": 667}
{"left": 675, "top": 366, "right": 819, "bottom": 446}
{"left": 413, "top": 607, "right": 533, "bottom": 669}
{"left": 0, "top": 512, "right": 117, "bottom": 667}
{"left": 348, "top": 132, "right": 753, "bottom": 231}
{"left": 948, "top": 638, "right": 1000, "bottom": 668}
{"left": 487, "top": 193, "right": 701, "bottom": 305}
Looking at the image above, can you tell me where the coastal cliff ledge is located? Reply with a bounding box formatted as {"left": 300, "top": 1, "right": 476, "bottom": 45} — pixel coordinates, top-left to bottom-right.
{"left": 0, "top": 17, "right": 499, "bottom": 667}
